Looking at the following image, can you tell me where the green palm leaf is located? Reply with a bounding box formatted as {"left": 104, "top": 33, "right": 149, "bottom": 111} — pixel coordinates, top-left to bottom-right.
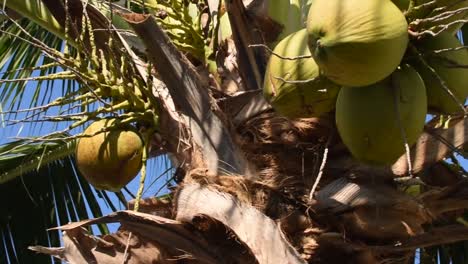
{"left": 0, "top": 138, "right": 116, "bottom": 263}
{"left": 0, "top": 133, "right": 75, "bottom": 183}
{"left": 0, "top": 19, "right": 70, "bottom": 112}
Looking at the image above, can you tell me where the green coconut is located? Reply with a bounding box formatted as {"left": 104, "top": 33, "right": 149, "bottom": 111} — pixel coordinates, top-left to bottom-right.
{"left": 413, "top": 32, "right": 468, "bottom": 114}
{"left": 336, "top": 64, "right": 427, "bottom": 165}
{"left": 306, "top": 0, "right": 409, "bottom": 86}
{"left": 267, "top": 0, "right": 303, "bottom": 43}
{"left": 264, "top": 28, "right": 341, "bottom": 118}
{"left": 75, "top": 119, "right": 143, "bottom": 192}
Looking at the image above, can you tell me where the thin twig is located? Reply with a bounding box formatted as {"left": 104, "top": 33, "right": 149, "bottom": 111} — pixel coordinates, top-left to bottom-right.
{"left": 309, "top": 136, "right": 332, "bottom": 200}
{"left": 391, "top": 74, "right": 413, "bottom": 177}
{"left": 11, "top": 115, "right": 142, "bottom": 142}
{"left": 141, "top": 166, "right": 173, "bottom": 196}
{"left": 249, "top": 44, "right": 312, "bottom": 60}
{"left": 432, "top": 46, "right": 468, "bottom": 54}
{"left": 424, "top": 127, "right": 467, "bottom": 158}
{"left": 133, "top": 130, "right": 152, "bottom": 212}
{"left": 0, "top": 62, "right": 60, "bottom": 75}
{"left": 0, "top": 72, "right": 76, "bottom": 84}
{"left": 410, "top": 18, "right": 468, "bottom": 37}
{"left": 423, "top": 6, "right": 468, "bottom": 22}
{"left": 121, "top": 232, "right": 132, "bottom": 264}
{"left": 273, "top": 75, "right": 318, "bottom": 84}
{"left": 411, "top": 44, "right": 467, "bottom": 114}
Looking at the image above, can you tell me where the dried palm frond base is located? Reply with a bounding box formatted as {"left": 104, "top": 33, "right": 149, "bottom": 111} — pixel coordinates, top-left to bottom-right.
{"left": 31, "top": 109, "right": 468, "bottom": 264}
{"left": 28, "top": 178, "right": 468, "bottom": 264}
{"left": 30, "top": 210, "right": 258, "bottom": 264}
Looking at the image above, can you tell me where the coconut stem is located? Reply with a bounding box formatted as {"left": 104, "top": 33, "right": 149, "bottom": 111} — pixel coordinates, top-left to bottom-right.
{"left": 309, "top": 135, "right": 331, "bottom": 200}
{"left": 410, "top": 44, "right": 467, "bottom": 115}
{"left": 133, "top": 130, "right": 152, "bottom": 212}
{"left": 391, "top": 75, "right": 414, "bottom": 177}
{"left": 122, "top": 232, "right": 133, "bottom": 263}
{"left": 249, "top": 44, "right": 312, "bottom": 60}
{"left": 407, "top": 0, "right": 436, "bottom": 21}
{"left": 273, "top": 75, "right": 319, "bottom": 84}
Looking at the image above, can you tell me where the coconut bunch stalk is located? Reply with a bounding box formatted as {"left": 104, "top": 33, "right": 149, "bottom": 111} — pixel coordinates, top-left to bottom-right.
{"left": 402, "top": 1, "right": 468, "bottom": 116}
{"left": 35, "top": 42, "right": 156, "bottom": 132}
{"left": 2, "top": 16, "right": 155, "bottom": 131}
{"left": 407, "top": 0, "right": 468, "bottom": 34}
{"left": 2, "top": 6, "right": 160, "bottom": 195}
{"left": 132, "top": 0, "right": 208, "bottom": 62}
{"left": 411, "top": 32, "right": 468, "bottom": 114}
{"left": 64, "top": 11, "right": 158, "bottom": 195}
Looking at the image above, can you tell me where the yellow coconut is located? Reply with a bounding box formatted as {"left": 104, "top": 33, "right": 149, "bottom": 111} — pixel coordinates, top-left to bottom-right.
{"left": 264, "top": 29, "right": 341, "bottom": 118}
{"left": 306, "top": 0, "right": 409, "bottom": 86}
{"left": 75, "top": 119, "right": 143, "bottom": 192}
{"left": 413, "top": 32, "right": 468, "bottom": 114}
{"left": 336, "top": 65, "right": 427, "bottom": 165}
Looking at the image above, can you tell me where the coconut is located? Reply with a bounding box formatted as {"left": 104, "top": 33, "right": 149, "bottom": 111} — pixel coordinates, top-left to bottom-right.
{"left": 245, "top": 0, "right": 305, "bottom": 44}
{"left": 267, "top": 0, "right": 303, "bottom": 42}
{"left": 413, "top": 32, "right": 468, "bottom": 114}
{"left": 263, "top": 28, "right": 341, "bottom": 118}
{"left": 75, "top": 119, "right": 143, "bottom": 192}
{"left": 336, "top": 64, "right": 427, "bottom": 165}
{"left": 306, "top": 0, "right": 409, "bottom": 86}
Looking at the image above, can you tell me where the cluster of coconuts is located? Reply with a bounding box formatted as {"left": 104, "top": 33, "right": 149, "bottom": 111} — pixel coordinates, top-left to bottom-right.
{"left": 75, "top": 119, "right": 144, "bottom": 192}
{"left": 264, "top": 0, "right": 468, "bottom": 165}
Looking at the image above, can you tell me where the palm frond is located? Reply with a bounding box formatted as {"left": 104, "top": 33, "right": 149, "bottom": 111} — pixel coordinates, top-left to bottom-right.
{"left": 430, "top": 211, "right": 468, "bottom": 264}
{"left": 0, "top": 133, "right": 75, "bottom": 184}
{"left": 0, "top": 146, "right": 117, "bottom": 263}
{"left": 0, "top": 1, "right": 177, "bottom": 263}
{"left": 0, "top": 18, "right": 74, "bottom": 114}
{"left": 0, "top": 133, "right": 164, "bottom": 263}
{"left": 1, "top": 0, "right": 64, "bottom": 38}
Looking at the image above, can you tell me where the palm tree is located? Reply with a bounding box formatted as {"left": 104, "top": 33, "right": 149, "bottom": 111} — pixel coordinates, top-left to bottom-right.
{"left": 1, "top": 0, "right": 468, "bottom": 263}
